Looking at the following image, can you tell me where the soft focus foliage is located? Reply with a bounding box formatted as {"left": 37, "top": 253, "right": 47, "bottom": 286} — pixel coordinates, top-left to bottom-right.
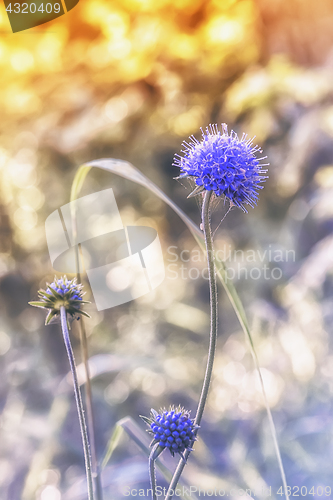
{"left": 1, "top": 0, "right": 333, "bottom": 499}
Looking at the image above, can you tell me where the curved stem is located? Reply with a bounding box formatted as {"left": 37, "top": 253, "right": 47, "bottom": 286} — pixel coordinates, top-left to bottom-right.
{"left": 60, "top": 306, "right": 94, "bottom": 500}
{"left": 165, "top": 190, "right": 217, "bottom": 500}
{"left": 149, "top": 444, "right": 159, "bottom": 500}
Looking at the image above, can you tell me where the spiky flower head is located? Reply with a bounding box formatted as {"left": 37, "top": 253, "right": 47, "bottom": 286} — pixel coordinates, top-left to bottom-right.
{"left": 29, "top": 276, "right": 90, "bottom": 325}
{"left": 141, "top": 406, "right": 197, "bottom": 461}
{"left": 173, "top": 124, "right": 268, "bottom": 212}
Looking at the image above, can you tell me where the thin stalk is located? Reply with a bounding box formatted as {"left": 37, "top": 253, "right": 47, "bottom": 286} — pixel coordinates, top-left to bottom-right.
{"left": 77, "top": 317, "right": 103, "bottom": 500}
{"left": 60, "top": 306, "right": 94, "bottom": 500}
{"left": 165, "top": 190, "right": 217, "bottom": 500}
{"left": 149, "top": 444, "right": 159, "bottom": 500}
{"left": 75, "top": 243, "right": 103, "bottom": 500}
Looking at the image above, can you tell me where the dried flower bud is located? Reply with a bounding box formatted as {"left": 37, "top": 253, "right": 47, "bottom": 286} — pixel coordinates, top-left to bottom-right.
{"left": 29, "top": 276, "right": 90, "bottom": 325}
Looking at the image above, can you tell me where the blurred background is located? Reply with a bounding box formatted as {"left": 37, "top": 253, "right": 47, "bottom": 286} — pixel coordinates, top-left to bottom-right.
{"left": 1, "top": 0, "right": 333, "bottom": 498}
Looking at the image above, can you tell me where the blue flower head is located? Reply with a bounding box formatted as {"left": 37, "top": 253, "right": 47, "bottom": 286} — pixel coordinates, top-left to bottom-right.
{"left": 173, "top": 124, "right": 268, "bottom": 212}
{"left": 29, "top": 276, "right": 90, "bottom": 325}
{"left": 141, "top": 406, "right": 198, "bottom": 461}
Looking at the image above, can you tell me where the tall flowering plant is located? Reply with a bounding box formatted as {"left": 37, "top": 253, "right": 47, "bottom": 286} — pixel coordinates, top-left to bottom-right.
{"left": 26, "top": 124, "right": 286, "bottom": 500}
{"left": 142, "top": 124, "right": 270, "bottom": 500}
{"left": 29, "top": 277, "right": 95, "bottom": 500}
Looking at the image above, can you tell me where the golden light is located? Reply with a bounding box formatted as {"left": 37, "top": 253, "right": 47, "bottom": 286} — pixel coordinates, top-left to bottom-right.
{"left": 10, "top": 50, "right": 35, "bottom": 73}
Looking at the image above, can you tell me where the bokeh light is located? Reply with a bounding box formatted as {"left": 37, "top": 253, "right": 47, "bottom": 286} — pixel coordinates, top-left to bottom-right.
{"left": 1, "top": 0, "right": 333, "bottom": 498}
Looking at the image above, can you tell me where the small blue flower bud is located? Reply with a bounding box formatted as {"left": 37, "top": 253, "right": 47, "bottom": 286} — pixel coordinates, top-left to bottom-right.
{"left": 142, "top": 406, "right": 196, "bottom": 459}
{"left": 29, "top": 276, "right": 90, "bottom": 325}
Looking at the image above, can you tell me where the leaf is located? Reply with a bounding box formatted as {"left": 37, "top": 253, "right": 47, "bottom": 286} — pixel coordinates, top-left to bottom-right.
{"left": 70, "top": 165, "right": 92, "bottom": 204}
{"left": 70, "top": 158, "right": 287, "bottom": 491}
{"left": 150, "top": 408, "right": 159, "bottom": 419}
{"left": 45, "top": 309, "right": 58, "bottom": 325}
{"left": 47, "top": 287, "right": 62, "bottom": 299}
{"left": 140, "top": 415, "right": 153, "bottom": 426}
{"left": 38, "top": 290, "right": 53, "bottom": 298}
{"left": 70, "top": 159, "right": 201, "bottom": 238}
{"left": 77, "top": 309, "right": 91, "bottom": 318}
{"left": 28, "top": 301, "right": 47, "bottom": 308}
{"left": 101, "top": 424, "right": 124, "bottom": 470}
{"left": 174, "top": 173, "right": 190, "bottom": 180}
{"left": 187, "top": 184, "right": 205, "bottom": 198}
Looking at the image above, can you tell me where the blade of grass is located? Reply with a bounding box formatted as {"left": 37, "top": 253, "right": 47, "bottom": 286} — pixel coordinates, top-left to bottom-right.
{"left": 70, "top": 158, "right": 289, "bottom": 500}
{"left": 101, "top": 424, "right": 124, "bottom": 470}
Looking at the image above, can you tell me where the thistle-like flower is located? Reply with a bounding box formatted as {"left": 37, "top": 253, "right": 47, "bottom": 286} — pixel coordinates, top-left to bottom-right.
{"left": 173, "top": 123, "right": 268, "bottom": 212}
{"left": 141, "top": 406, "right": 198, "bottom": 461}
{"left": 29, "top": 276, "right": 90, "bottom": 325}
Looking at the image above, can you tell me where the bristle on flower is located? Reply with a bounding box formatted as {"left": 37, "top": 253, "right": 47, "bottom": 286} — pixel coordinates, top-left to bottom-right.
{"left": 173, "top": 123, "right": 268, "bottom": 213}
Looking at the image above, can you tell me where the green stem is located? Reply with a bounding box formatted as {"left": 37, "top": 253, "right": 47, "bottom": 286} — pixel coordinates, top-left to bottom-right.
{"left": 149, "top": 444, "right": 159, "bottom": 500}
{"left": 165, "top": 190, "right": 217, "bottom": 500}
{"left": 60, "top": 306, "right": 94, "bottom": 500}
